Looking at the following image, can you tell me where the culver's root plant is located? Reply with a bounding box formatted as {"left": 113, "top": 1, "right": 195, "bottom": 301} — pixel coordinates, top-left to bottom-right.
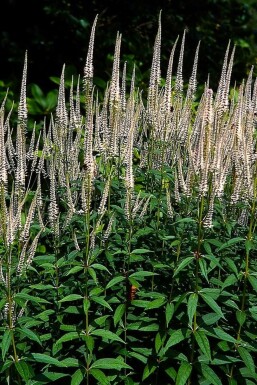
{"left": 1, "top": 12, "right": 257, "bottom": 385}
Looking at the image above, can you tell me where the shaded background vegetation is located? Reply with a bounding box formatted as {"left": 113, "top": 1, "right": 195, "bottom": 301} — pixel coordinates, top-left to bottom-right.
{"left": 1, "top": 0, "right": 257, "bottom": 95}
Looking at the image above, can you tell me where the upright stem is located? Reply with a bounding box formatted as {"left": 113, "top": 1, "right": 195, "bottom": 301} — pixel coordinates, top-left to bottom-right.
{"left": 83, "top": 172, "right": 92, "bottom": 385}
{"left": 229, "top": 166, "right": 257, "bottom": 384}
{"left": 188, "top": 196, "right": 205, "bottom": 385}
{"left": 124, "top": 188, "right": 133, "bottom": 377}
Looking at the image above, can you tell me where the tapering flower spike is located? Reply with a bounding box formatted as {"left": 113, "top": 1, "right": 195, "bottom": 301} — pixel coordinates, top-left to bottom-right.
{"left": 83, "top": 15, "right": 98, "bottom": 94}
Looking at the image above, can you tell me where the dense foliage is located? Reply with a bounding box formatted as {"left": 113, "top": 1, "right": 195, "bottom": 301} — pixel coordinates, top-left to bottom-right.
{"left": 1, "top": 15, "right": 257, "bottom": 385}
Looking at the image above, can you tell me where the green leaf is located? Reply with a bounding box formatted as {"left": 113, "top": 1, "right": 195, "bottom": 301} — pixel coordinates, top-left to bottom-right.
{"left": 129, "top": 351, "right": 147, "bottom": 364}
{"left": 221, "top": 274, "right": 237, "bottom": 290}
{"left": 217, "top": 237, "right": 244, "bottom": 252}
{"left": 0, "top": 298, "right": 6, "bottom": 311}
{"left": 71, "top": 368, "right": 84, "bottom": 385}
{"left": 187, "top": 293, "right": 198, "bottom": 327}
{"left": 16, "top": 327, "right": 42, "bottom": 346}
{"left": 200, "top": 294, "right": 224, "bottom": 319}
{"left": 60, "top": 358, "right": 79, "bottom": 367}
{"left": 114, "top": 304, "right": 126, "bottom": 326}
{"left": 172, "top": 218, "right": 195, "bottom": 225}
{"left": 236, "top": 310, "right": 246, "bottom": 326}
{"left": 248, "top": 275, "right": 257, "bottom": 292}
{"left": 139, "top": 324, "right": 159, "bottom": 332}
{"left": 58, "top": 294, "right": 83, "bottom": 303}
{"left": 173, "top": 257, "right": 194, "bottom": 277}
{"left": 132, "top": 300, "right": 150, "bottom": 308}
{"left": 1, "top": 329, "right": 12, "bottom": 360}
{"left": 14, "top": 292, "right": 50, "bottom": 304}
{"left": 199, "top": 259, "right": 209, "bottom": 282}
{"left": 91, "top": 263, "right": 111, "bottom": 273}
{"left": 165, "top": 367, "right": 177, "bottom": 381}
{"left": 65, "top": 266, "right": 84, "bottom": 276}
{"left": 105, "top": 276, "right": 125, "bottom": 289}
{"left": 83, "top": 335, "right": 94, "bottom": 353}
{"left": 129, "top": 271, "right": 157, "bottom": 279}
{"left": 94, "top": 315, "right": 110, "bottom": 327}
{"left": 88, "top": 267, "right": 98, "bottom": 283}
{"left": 165, "top": 302, "right": 174, "bottom": 327}
{"left": 200, "top": 363, "right": 222, "bottom": 385}
{"left": 83, "top": 298, "right": 90, "bottom": 313}
{"left": 133, "top": 227, "right": 154, "bottom": 239}
{"left": 91, "top": 358, "right": 132, "bottom": 370}
{"left": 29, "top": 284, "right": 54, "bottom": 290}
{"left": 202, "top": 313, "right": 221, "bottom": 325}
{"left": 91, "top": 296, "right": 113, "bottom": 311}
{"left": 239, "top": 367, "right": 257, "bottom": 381}
{"left": 194, "top": 330, "right": 212, "bottom": 361}
{"left": 207, "top": 239, "right": 223, "bottom": 248}
{"left": 90, "top": 368, "right": 110, "bottom": 385}
{"left": 245, "top": 239, "right": 253, "bottom": 253}
{"left": 30, "top": 353, "right": 67, "bottom": 367}
{"left": 155, "top": 332, "right": 162, "bottom": 354}
{"left": 142, "top": 362, "right": 157, "bottom": 381}
{"left": 213, "top": 328, "right": 237, "bottom": 343}
{"left": 55, "top": 332, "right": 80, "bottom": 346}
{"left": 237, "top": 346, "right": 256, "bottom": 374}
{"left": 146, "top": 297, "right": 166, "bottom": 310}
{"left": 15, "top": 360, "right": 33, "bottom": 381}
{"left": 91, "top": 329, "right": 125, "bottom": 344}
{"left": 35, "top": 310, "right": 55, "bottom": 321}
{"left": 131, "top": 249, "right": 153, "bottom": 254}
{"left": 224, "top": 257, "right": 239, "bottom": 276}
{"left": 175, "top": 362, "right": 192, "bottom": 385}
{"left": 164, "top": 329, "right": 188, "bottom": 353}
{"left": 31, "top": 371, "right": 68, "bottom": 383}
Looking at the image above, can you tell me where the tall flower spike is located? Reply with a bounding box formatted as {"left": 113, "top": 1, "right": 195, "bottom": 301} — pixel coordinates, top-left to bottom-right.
{"left": 251, "top": 77, "right": 257, "bottom": 113}
{"left": 164, "top": 37, "right": 178, "bottom": 113}
{"left": 19, "top": 190, "right": 38, "bottom": 242}
{"left": 129, "top": 64, "right": 136, "bottom": 99}
{"left": 15, "top": 121, "right": 26, "bottom": 197}
{"left": 110, "top": 32, "right": 122, "bottom": 106}
{"left": 56, "top": 64, "right": 68, "bottom": 129}
{"left": 149, "top": 11, "right": 162, "bottom": 89}
{"left": 222, "top": 45, "right": 235, "bottom": 113}
{"left": 27, "top": 122, "right": 36, "bottom": 161}
{"left": 148, "top": 11, "right": 162, "bottom": 114}
{"left": 98, "top": 179, "right": 110, "bottom": 215}
{"left": 18, "top": 51, "right": 28, "bottom": 127}
{"left": 245, "top": 66, "right": 253, "bottom": 112}
{"left": 15, "top": 52, "right": 28, "bottom": 197}
{"left": 175, "top": 30, "right": 186, "bottom": 99}
{"left": 83, "top": 15, "right": 98, "bottom": 94}
{"left": 69, "top": 76, "right": 76, "bottom": 127}
{"left": 0, "top": 101, "right": 7, "bottom": 187}
{"left": 6, "top": 110, "right": 15, "bottom": 173}
{"left": 49, "top": 158, "right": 59, "bottom": 236}
{"left": 125, "top": 123, "right": 135, "bottom": 191}
{"left": 0, "top": 89, "right": 8, "bottom": 117}
{"left": 103, "top": 213, "right": 115, "bottom": 242}
{"left": 75, "top": 74, "right": 81, "bottom": 124}
{"left": 215, "top": 41, "right": 231, "bottom": 113}
{"left": 83, "top": 91, "right": 95, "bottom": 177}
{"left": 121, "top": 61, "right": 127, "bottom": 113}
{"left": 186, "top": 42, "right": 200, "bottom": 101}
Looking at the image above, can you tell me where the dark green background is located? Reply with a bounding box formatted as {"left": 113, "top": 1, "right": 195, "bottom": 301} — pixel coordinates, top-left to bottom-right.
{"left": 1, "top": 0, "right": 257, "bottom": 92}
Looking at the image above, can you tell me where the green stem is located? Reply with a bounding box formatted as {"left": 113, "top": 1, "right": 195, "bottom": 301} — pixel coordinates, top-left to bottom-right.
{"left": 229, "top": 165, "right": 257, "bottom": 384}
{"left": 188, "top": 196, "right": 205, "bottom": 385}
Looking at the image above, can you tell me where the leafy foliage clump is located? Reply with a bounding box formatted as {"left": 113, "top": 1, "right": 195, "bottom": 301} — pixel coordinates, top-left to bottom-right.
{"left": 0, "top": 15, "right": 257, "bottom": 385}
